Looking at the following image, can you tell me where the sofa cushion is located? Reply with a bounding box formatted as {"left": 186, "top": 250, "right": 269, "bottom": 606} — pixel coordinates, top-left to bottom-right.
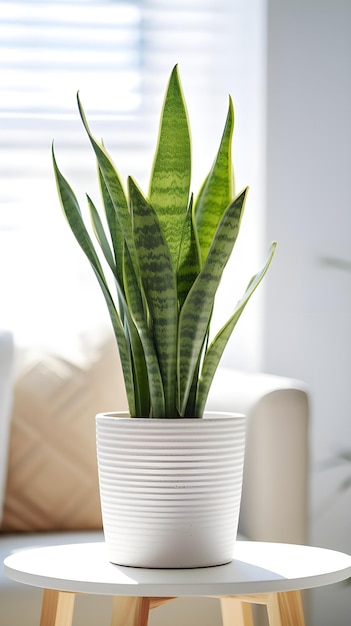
{"left": 1, "top": 335, "right": 128, "bottom": 531}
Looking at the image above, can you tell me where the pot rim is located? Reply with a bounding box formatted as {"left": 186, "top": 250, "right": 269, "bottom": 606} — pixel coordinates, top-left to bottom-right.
{"left": 96, "top": 411, "right": 245, "bottom": 421}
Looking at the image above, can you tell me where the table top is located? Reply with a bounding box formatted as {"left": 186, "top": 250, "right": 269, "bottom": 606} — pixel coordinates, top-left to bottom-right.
{"left": 4, "top": 541, "right": 351, "bottom": 597}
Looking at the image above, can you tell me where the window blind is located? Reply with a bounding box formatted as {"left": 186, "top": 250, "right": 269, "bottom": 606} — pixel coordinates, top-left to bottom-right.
{"left": 0, "top": 0, "right": 142, "bottom": 231}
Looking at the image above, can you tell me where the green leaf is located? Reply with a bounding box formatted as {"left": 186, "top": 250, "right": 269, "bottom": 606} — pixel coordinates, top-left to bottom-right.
{"left": 98, "top": 167, "right": 125, "bottom": 291}
{"left": 149, "top": 64, "right": 191, "bottom": 268}
{"left": 182, "top": 335, "right": 208, "bottom": 417}
{"left": 195, "top": 242, "right": 277, "bottom": 416}
{"left": 122, "top": 299, "right": 150, "bottom": 418}
{"left": 76, "top": 94, "right": 138, "bottom": 274}
{"left": 177, "top": 188, "right": 247, "bottom": 415}
{"left": 129, "top": 176, "right": 178, "bottom": 416}
{"left": 52, "top": 145, "right": 136, "bottom": 416}
{"left": 53, "top": 145, "right": 104, "bottom": 278}
{"left": 194, "top": 97, "right": 235, "bottom": 265}
{"left": 123, "top": 244, "right": 165, "bottom": 417}
{"left": 87, "top": 194, "right": 116, "bottom": 274}
{"left": 176, "top": 194, "right": 201, "bottom": 309}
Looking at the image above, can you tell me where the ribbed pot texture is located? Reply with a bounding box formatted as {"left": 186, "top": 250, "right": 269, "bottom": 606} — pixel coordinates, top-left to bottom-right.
{"left": 96, "top": 412, "right": 246, "bottom": 568}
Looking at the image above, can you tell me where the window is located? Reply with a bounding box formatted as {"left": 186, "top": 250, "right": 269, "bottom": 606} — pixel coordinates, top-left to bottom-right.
{"left": 0, "top": 0, "right": 266, "bottom": 366}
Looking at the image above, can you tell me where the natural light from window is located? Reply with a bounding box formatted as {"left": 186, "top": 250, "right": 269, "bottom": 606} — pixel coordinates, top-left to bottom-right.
{"left": 0, "top": 0, "right": 266, "bottom": 370}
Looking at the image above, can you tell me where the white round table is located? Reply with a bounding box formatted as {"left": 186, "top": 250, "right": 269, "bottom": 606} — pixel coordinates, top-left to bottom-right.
{"left": 4, "top": 541, "right": 351, "bottom": 626}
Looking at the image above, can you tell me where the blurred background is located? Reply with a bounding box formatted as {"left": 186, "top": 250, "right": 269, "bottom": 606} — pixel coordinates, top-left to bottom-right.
{"left": 1, "top": 1, "right": 350, "bottom": 624}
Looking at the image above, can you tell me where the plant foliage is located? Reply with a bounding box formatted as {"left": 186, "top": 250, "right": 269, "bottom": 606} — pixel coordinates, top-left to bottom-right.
{"left": 53, "top": 65, "right": 276, "bottom": 418}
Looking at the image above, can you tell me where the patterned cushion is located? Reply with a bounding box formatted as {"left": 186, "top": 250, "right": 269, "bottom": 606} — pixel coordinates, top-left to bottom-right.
{"left": 1, "top": 336, "right": 128, "bottom": 531}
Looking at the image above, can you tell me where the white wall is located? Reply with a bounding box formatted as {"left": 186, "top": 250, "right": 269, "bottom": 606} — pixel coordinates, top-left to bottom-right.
{"left": 264, "top": 1, "right": 351, "bottom": 624}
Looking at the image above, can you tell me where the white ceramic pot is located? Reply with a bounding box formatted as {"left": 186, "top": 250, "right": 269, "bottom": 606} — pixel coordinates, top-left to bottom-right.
{"left": 96, "top": 412, "right": 246, "bottom": 568}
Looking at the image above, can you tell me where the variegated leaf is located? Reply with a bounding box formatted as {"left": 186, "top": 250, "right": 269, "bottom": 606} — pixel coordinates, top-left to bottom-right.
{"left": 149, "top": 65, "right": 191, "bottom": 268}
{"left": 194, "top": 97, "right": 235, "bottom": 265}
{"left": 129, "top": 177, "right": 178, "bottom": 416}
{"left": 178, "top": 188, "right": 247, "bottom": 415}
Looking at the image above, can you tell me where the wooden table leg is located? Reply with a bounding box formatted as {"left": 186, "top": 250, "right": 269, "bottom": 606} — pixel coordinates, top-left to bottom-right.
{"left": 110, "top": 597, "right": 151, "bottom": 626}
{"left": 40, "top": 589, "right": 75, "bottom": 626}
{"left": 219, "top": 591, "right": 305, "bottom": 626}
{"left": 276, "top": 591, "right": 306, "bottom": 626}
{"left": 265, "top": 593, "right": 284, "bottom": 626}
{"left": 220, "top": 597, "right": 254, "bottom": 626}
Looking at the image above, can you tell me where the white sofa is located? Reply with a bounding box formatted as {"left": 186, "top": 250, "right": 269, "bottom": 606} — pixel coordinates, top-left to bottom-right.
{"left": 0, "top": 330, "right": 309, "bottom": 626}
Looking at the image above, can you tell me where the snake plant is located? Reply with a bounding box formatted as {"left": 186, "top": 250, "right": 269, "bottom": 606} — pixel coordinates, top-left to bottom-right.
{"left": 53, "top": 65, "right": 276, "bottom": 418}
